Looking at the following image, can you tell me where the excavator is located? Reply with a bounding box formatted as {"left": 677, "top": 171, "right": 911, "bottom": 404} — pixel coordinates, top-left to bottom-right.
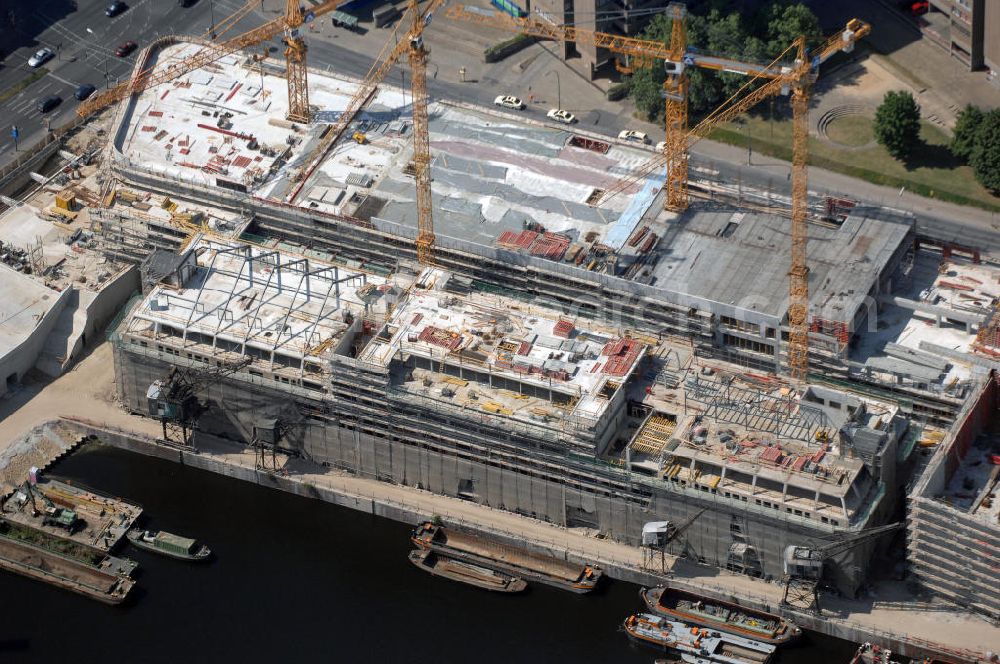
{"left": 14, "top": 480, "right": 84, "bottom": 534}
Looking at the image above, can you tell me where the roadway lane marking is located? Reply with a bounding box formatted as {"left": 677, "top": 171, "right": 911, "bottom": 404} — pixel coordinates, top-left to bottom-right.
{"left": 45, "top": 71, "right": 80, "bottom": 88}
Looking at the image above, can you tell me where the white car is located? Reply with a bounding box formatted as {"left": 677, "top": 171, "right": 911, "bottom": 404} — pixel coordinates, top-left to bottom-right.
{"left": 655, "top": 141, "right": 667, "bottom": 152}
{"left": 494, "top": 95, "right": 525, "bottom": 110}
{"left": 547, "top": 108, "right": 577, "bottom": 124}
{"left": 28, "top": 47, "right": 55, "bottom": 68}
{"left": 618, "top": 129, "right": 649, "bottom": 144}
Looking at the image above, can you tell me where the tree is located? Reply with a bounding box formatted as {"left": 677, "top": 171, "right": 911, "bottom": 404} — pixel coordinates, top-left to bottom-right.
{"left": 873, "top": 90, "right": 921, "bottom": 160}
{"left": 626, "top": 1, "right": 820, "bottom": 120}
{"left": 761, "top": 2, "right": 823, "bottom": 54}
{"left": 950, "top": 104, "right": 983, "bottom": 162}
{"left": 970, "top": 110, "right": 1000, "bottom": 195}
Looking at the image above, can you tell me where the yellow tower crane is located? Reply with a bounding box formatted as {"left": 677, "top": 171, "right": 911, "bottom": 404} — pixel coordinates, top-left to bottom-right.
{"left": 408, "top": 0, "right": 436, "bottom": 265}
{"left": 77, "top": 0, "right": 345, "bottom": 122}
{"left": 445, "top": 5, "right": 869, "bottom": 381}
{"left": 285, "top": 0, "right": 445, "bottom": 266}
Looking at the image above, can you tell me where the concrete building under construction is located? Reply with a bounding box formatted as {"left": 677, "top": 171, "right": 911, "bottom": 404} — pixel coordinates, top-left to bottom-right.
{"left": 106, "top": 41, "right": 918, "bottom": 383}
{"left": 908, "top": 371, "right": 1000, "bottom": 621}
{"left": 111, "top": 237, "right": 913, "bottom": 595}
{"left": 95, "top": 37, "right": 1000, "bottom": 596}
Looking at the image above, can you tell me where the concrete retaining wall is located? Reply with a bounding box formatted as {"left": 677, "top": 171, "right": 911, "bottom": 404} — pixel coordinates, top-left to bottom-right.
{"left": 0, "top": 282, "right": 72, "bottom": 398}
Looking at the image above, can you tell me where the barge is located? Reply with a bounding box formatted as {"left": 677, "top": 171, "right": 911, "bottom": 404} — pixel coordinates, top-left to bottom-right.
{"left": 0, "top": 531, "right": 133, "bottom": 604}
{"left": 640, "top": 585, "right": 801, "bottom": 645}
{"left": 126, "top": 529, "right": 211, "bottom": 561}
{"left": 624, "top": 613, "right": 775, "bottom": 664}
{"left": 408, "top": 548, "right": 528, "bottom": 593}
{"left": 411, "top": 521, "right": 601, "bottom": 593}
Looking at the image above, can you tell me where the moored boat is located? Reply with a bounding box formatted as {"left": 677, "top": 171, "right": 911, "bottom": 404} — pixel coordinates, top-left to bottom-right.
{"left": 126, "top": 528, "right": 211, "bottom": 561}
{"left": 624, "top": 613, "right": 776, "bottom": 664}
{"left": 408, "top": 548, "right": 528, "bottom": 593}
{"left": 640, "top": 585, "right": 801, "bottom": 645}
{"left": 411, "top": 521, "right": 602, "bottom": 593}
{"left": 849, "top": 642, "right": 892, "bottom": 664}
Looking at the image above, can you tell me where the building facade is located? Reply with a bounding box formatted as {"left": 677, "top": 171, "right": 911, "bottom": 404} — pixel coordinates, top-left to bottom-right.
{"left": 112, "top": 238, "right": 909, "bottom": 595}
{"left": 927, "top": 0, "right": 992, "bottom": 71}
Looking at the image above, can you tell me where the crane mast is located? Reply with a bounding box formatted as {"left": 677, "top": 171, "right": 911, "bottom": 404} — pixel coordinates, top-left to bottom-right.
{"left": 662, "top": 4, "right": 689, "bottom": 212}
{"left": 789, "top": 38, "right": 811, "bottom": 381}
{"left": 409, "top": 0, "right": 435, "bottom": 265}
{"left": 283, "top": 0, "right": 312, "bottom": 123}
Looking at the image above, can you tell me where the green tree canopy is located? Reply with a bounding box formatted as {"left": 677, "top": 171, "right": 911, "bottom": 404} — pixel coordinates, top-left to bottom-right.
{"left": 970, "top": 109, "right": 1000, "bottom": 195}
{"left": 627, "top": 1, "right": 822, "bottom": 121}
{"left": 759, "top": 2, "right": 823, "bottom": 55}
{"left": 873, "top": 90, "right": 921, "bottom": 160}
{"left": 950, "top": 104, "right": 984, "bottom": 162}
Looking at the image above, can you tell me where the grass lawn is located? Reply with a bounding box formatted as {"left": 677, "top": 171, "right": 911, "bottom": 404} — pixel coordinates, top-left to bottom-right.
{"left": 708, "top": 115, "right": 1000, "bottom": 212}
{"left": 824, "top": 115, "right": 874, "bottom": 148}
{"left": 0, "top": 67, "right": 49, "bottom": 105}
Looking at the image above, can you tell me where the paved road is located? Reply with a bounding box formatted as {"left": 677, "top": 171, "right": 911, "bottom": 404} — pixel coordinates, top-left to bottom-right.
{"left": 0, "top": 0, "right": 257, "bottom": 164}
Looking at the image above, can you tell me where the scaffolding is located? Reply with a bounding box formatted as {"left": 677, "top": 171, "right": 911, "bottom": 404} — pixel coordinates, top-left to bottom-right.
{"left": 124, "top": 240, "right": 374, "bottom": 375}
{"left": 684, "top": 375, "right": 832, "bottom": 443}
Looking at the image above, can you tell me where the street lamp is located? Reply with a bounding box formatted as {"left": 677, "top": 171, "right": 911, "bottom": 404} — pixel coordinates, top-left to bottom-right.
{"left": 87, "top": 28, "right": 110, "bottom": 89}
{"left": 209, "top": 0, "right": 217, "bottom": 39}
{"left": 547, "top": 70, "right": 561, "bottom": 110}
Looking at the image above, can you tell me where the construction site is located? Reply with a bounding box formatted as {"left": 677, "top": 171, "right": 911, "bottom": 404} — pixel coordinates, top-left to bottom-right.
{"left": 1, "top": 0, "right": 999, "bottom": 653}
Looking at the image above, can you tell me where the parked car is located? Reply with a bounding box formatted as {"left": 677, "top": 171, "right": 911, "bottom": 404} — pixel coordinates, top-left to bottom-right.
{"left": 655, "top": 141, "right": 667, "bottom": 152}
{"left": 115, "top": 41, "right": 138, "bottom": 57}
{"left": 74, "top": 84, "right": 97, "bottom": 101}
{"left": 105, "top": 1, "right": 128, "bottom": 17}
{"left": 546, "top": 108, "right": 576, "bottom": 124}
{"left": 618, "top": 129, "right": 649, "bottom": 144}
{"left": 898, "top": 0, "right": 929, "bottom": 15}
{"left": 37, "top": 95, "right": 62, "bottom": 114}
{"left": 28, "top": 47, "right": 54, "bottom": 68}
{"left": 494, "top": 95, "right": 525, "bottom": 110}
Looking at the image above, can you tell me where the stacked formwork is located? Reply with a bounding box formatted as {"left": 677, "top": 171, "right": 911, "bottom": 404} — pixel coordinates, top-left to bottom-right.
{"left": 973, "top": 308, "right": 1000, "bottom": 360}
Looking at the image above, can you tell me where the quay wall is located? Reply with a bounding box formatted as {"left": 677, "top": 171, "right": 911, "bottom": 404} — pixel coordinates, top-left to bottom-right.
{"left": 57, "top": 417, "right": 988, "bottom": 664}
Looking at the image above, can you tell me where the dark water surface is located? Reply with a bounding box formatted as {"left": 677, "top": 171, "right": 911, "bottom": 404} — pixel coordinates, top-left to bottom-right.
{"left": 1, "top": 444, "right": 856, "bottom": 663}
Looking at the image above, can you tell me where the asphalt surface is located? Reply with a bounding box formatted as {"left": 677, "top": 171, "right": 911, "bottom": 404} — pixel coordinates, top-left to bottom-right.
{"left": 0, "top": 0, "right": 259, "bottom": 163}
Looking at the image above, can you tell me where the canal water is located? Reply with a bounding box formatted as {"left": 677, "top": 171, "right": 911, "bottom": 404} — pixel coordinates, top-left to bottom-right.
{"left": 2, "top": 443, "right": 856, "bottom": 663}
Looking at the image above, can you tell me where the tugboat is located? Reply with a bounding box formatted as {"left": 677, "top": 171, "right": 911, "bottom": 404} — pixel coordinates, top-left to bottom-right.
{"left": 624, "top": 613, "right": 776, "bottom": 664}
{"left": 408, "top": 549, "right": 528, "bottom": 593}
{"left": 126, "top": 528, "right": 211, "bottom": 562}
{"left": 641, "top": 585, "right": 801, "bottom": 645}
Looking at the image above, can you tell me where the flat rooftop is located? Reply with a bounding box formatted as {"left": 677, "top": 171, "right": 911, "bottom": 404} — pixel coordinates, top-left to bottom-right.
{"left": 115, "top": 41, "right": 914, "bottom": 325}
{"left": 359, "top": 271, "right": 645, "bottom": 426}
{"left": 616, "top": 357, "right": 904, "bottom": 523}
{"left": 0, "top": 263, "right": 60, "bottom": 360}
{"left": 852, "top": 251, "right": 1000, "bottom": 392}
{"left": 938, "top": 424, "right": 1000, "bottom": 526}
{"left": 124, "top": 238, "right": 382, "bottom": 362}
{"left": 646, "top": 206, "right": 912, "bottom": 322}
